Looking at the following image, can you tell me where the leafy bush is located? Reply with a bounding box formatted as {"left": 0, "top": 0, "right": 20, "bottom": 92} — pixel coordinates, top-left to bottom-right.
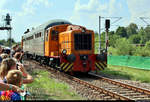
{"left": 108, "top": 47, "right": 117, "bottom": 55}
{"left": 114, "top": 38, "right": 134, "bottom": 55}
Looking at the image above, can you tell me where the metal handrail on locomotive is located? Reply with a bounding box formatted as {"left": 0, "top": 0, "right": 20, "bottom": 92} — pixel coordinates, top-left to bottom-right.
{"left": 21, "top": 19, "right": 107, "bottom": 73}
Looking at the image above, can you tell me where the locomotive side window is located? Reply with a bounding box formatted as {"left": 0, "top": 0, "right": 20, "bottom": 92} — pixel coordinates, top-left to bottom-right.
{"left": 46, "top": 30, "right": 49, "bottom": 41}
{"left": 35, "top": 32, "right": 42, "bottom": 38}
{"left": 51, "top": 30, "right": 58, "bottom": 41}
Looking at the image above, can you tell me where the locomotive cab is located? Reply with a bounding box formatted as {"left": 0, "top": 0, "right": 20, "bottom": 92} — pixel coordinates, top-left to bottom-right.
{"left": 59, "top": 25, "right": 97, "bottom": 72}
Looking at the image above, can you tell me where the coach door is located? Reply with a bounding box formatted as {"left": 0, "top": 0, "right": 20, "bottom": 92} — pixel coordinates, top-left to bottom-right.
{"left": 45, "top": 29, "right": 50, "bottom": 56}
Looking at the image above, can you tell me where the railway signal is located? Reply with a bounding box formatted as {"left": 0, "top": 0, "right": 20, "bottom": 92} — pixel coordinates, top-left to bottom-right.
{"left": 105, "top": 19, "right": 110, "bottom": 52}
{"left": 0, "top": 13, "right": 12, "bottom": 48}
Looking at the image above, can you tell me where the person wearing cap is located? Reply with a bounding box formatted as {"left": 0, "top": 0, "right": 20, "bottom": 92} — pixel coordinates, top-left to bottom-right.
{"left": 3, "top": 47, "right": 11, "bottom": 57}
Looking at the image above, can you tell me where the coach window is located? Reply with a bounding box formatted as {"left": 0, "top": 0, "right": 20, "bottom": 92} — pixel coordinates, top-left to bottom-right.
{"left": 40, "top": 32, "right": 41, "bottom": 37}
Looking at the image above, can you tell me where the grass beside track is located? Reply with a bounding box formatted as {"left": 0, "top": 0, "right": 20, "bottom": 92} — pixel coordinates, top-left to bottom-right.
{"left": 26, "top": 69, "right": 84, "bottom": 100}
{"left": 98, "top": 65, "right": 150, "bottom": 83}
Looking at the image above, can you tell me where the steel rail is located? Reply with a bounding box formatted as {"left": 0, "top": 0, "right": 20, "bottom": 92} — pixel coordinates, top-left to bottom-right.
{"left": 89, "top": 72, "right": 150, "bottom": 96}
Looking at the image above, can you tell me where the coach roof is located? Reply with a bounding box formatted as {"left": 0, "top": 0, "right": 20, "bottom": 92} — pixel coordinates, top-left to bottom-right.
{"left": 36, "top": 19, "right": 72, "bottom": 30}
{"left": 23, "top": 19, "right": 72, "bottom": 38}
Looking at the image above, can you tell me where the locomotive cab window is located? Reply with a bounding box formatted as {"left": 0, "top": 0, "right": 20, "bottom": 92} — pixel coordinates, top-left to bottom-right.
{"left": 51, "top": 30, "right": 58, "bottom": 41}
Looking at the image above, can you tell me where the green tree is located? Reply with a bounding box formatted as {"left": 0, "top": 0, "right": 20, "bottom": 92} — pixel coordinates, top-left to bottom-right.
{"left": 126, "top": 23, "right": 138, "bottom": 37}
{"left": 116, "top": 26, "right": 127, "bottom": 37}
{"left": 145, "top": 40, "right": 150, "bottom": 49}
{"left": 0, "top": 39, "right": 6, "bottom": 45}
{"left": 129, "top": 34, "right": 141, "bottom": 44}
{"left": 134, "top": 41, "right": 150, "bottom": 56}
{"left": 109, "top": 34, "right": 120, "bottom": 47}
{"left": 138, "top": 27, "right": 146, "bottom": 44}
{"left": 114, "top": 38, "right": 133, "bottom": 55}
{"left": 144, "top": 26, "right": 150, "bottom": 43}
{"left": 100, "top": 32, "right": 106, "bottom": 49}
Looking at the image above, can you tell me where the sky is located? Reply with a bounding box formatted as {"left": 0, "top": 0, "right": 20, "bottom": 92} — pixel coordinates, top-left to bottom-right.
{"left": 0, "top": 0, "right": 150, "bottom": 42}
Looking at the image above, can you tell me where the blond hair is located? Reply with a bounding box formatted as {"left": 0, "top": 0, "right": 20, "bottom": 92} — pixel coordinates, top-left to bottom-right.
{"left": 6, "top": 70, "right": 22, "bottom": 86}
{"left": 0, "top": 53, "right": 9, "bottom": 59}
{"left": 0, "top": 58, "right": 16, "bottom": 80}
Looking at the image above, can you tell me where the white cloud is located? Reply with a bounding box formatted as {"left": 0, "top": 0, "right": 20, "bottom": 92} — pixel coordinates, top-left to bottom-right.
{"left": 20, "top": 0, "right": 52, "bottom": 16}
{"left": 70, "top": 0, "right": 125, "bottom": 32}
{"left": 127, "top": 0, "right": 150, "bottom": 26}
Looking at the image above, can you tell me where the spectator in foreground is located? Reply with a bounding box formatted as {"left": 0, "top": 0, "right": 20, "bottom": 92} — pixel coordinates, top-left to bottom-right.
{"left": 0, "top": 58, "right": 33, "bottom": 86}
{"left": 0, "top": 70, "right": 23, "bottom": 101}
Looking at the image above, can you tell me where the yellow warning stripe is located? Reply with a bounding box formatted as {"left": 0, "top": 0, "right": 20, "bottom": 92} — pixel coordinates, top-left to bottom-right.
{"left": 95, "top": 62, "right": 103, "bottom": 70}
{"left": 60, "top": 63, "right": 65, "bottom": 67}
{"left": 95, "top": 63, "right": 103, "bottom": 70}
{"left": 100, "top": 62, "right": 107, "bottom": 67}
{"left": 63, "top": 63, "right": 71, "bottom": 71}
{"left": 62, "top": 63, "right": 69, "bottom": 70}
{"left": 98, "top": 62, "right": 105, "bottom": 69}
{"left": 65, "top": 63, "right": 73, "bottom": 72}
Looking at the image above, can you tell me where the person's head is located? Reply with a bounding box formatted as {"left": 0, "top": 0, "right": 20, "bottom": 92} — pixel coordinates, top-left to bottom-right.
{"left": 0, "top": 45, "right": 3, "bottom": 54}
{"left": 6, "top": 70, "right": 23, "bottom": 87}
{"left": 0, "top": 53, "right": 9, "bottom": 60}
{"left": 14, "top": 52, "right": 21, "bottom": 61}
{"left": 3, "top": 48, "right": 11, "bottom": 56}
{"left": 16, "top": 44, "right": 19, "bottom": 49}
{"left": 12, "top": 44, "right": 17, "bottom": 50}
{"left": 15, "top": 47, "right": 22, "bottom": 53}
{"left": 0, "top": 58, "right": 16, "bottom": 80}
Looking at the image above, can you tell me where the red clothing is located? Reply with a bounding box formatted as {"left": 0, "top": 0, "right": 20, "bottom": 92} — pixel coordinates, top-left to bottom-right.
{"left": 0, "top": 90, "right": 21, "bottom": 101}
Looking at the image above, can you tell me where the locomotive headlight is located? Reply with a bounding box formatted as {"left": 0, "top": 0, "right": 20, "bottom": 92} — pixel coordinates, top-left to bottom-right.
{"left": 62, "top": 49, "right": 67, "bottom": 55}
{"left": 67, "top": 54, "right": 76, "bottom": 62}
{"left": 80, "top": 55, "right": 88, "bottom": 60}
{"left": 83, "top": 56, "right": 87, "bottom": 60}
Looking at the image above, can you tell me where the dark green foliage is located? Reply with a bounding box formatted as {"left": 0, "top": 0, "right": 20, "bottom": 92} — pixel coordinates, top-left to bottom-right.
{"left": 126, "top": 23, "right": 138, "bottom": 37}
{"left": 116, "top": 26, "right": 127, "bottom": 37}
{"left": 129, "top": 34, "right": 141, "bottom": 44}
{"left": 114, "top": 38, "right": 134, "bottom": 55}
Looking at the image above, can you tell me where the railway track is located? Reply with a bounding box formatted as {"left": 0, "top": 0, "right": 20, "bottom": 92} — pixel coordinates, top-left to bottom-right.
{"left": 24, "top": 60, "right": 150, "bottom": 101}
{"left": 81, "top": 72, "right": 150, "bottom": 101}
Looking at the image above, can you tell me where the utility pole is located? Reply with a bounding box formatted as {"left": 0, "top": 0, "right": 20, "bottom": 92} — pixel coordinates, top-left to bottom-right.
{"left": 99, "top": 16, "right": 101, "bottom": 54}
